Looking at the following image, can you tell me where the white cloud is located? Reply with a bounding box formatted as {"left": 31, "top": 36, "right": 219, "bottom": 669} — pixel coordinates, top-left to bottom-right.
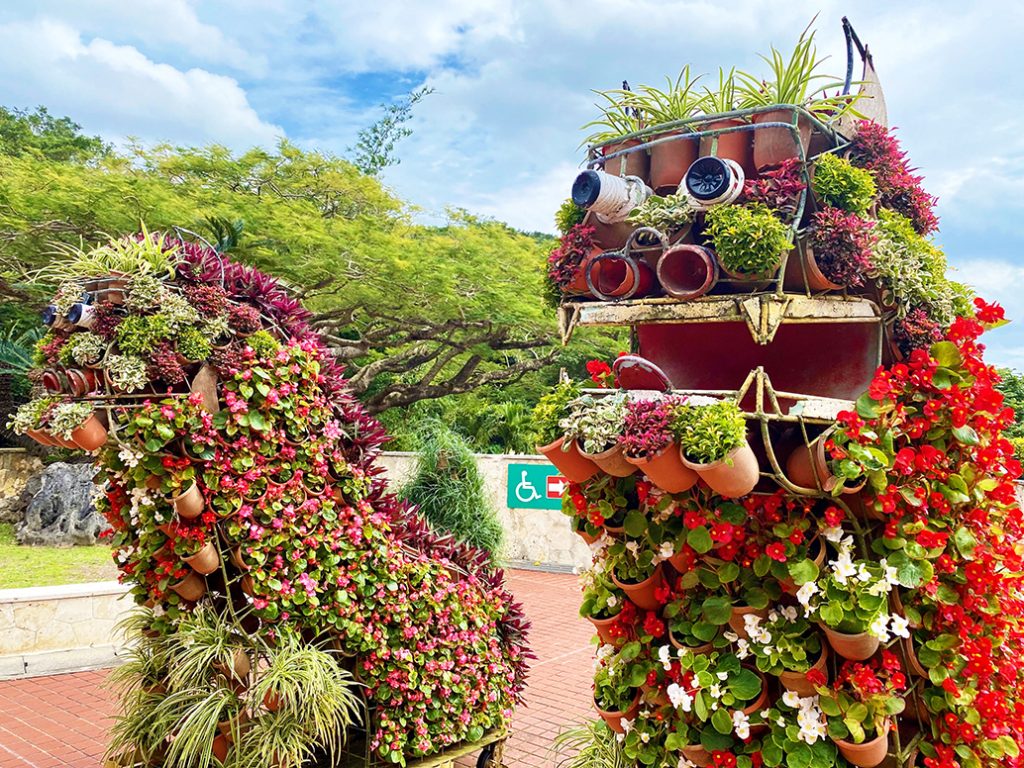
{"left": 0, "top": 19, "right": 281, "bottom": 148}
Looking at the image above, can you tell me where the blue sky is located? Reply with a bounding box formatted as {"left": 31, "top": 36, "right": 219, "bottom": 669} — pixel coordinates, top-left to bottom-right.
{"left": 0, "top": 1, "right": 1022, "bottom": 367}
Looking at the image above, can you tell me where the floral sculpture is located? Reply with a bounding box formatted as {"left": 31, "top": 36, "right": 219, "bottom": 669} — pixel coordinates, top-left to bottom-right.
{"left": 11, "top": 234, "right": 530, "bottom": 767}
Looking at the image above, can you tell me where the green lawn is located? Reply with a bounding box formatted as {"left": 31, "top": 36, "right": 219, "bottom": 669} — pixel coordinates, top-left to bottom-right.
{"left": 0, "top": 523, "right": 118, "bottom": 589}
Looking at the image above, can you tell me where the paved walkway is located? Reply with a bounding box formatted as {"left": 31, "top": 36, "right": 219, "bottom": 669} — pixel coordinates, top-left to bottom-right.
{"left": 0, "top": 569, "right": 593, "bottom": 768}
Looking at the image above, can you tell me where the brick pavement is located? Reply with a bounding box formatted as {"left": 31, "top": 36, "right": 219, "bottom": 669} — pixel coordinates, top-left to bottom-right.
{"left": 0, "top": 569, "right": 593, "bottom": 768}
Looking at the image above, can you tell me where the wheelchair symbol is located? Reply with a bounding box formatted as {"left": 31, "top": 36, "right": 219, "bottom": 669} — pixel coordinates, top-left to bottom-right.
{"left": 514, "top": 471, "right": 541, "bottom": 503}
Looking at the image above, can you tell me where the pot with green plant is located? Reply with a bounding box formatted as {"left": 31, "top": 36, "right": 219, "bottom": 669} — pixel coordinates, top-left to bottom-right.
{"left": 622, "top": 396, "right": 698, "bottom": 493}
{"left": 760, "top": 693, "right": 842, "bottom": 768}
{"left": 663, "top": 585, "right": 732, "bottom": 654}
{"left": 704, "top": 202, "right": 792, "bottom": 283}
{"left": 593, "top": 645, "right": 645, "bottom": 733}
{"left": 737, "top": 28, "right": 852, "bottom": 170}
{"left": 606, "top": 538, "right": 666, "bottom": 612}
{"left": 785, "top": 428, "right": 867, "bottom": 495}
{"left": 532, "top": 381, "right": 600, "bottom": 483}
{"left": 563, "top": 392, "right": 634, "bottom": 477}
{"left": 698, "top": 68, "right": 755, "bottom": 175}
{"left": 803, "top": 537, "right": 898, "bottom": 660}
{"left": 630, "top": 67, "right": 706, "bottom": 194}
{"left": 627, "top": 193, "right": 696, "bottom": 245}
{"left": 745, "top": 606, "right": 828, "bottom": 696}
{"left": 174, "top": 526, "right": 220, "bottom": 576}
{"left": 582, "top": 88, "right": 649, "bottom": 181}
{"left": 169, "top": 570, "right": 207, "bottom": 601}
{"left": 48, "top": 400, "right": 107, "bottom": 451}
{"left": 672, "top": 400, "right": 759, "bottom": 498}
{"left": 817, "top": 651, "right": 906, "bottom": 768}
{"left": 6, "top": 396, "right": 61, "bottom": 447}
{"left": 580, "top": 567, "right": 628, "bottom": 645}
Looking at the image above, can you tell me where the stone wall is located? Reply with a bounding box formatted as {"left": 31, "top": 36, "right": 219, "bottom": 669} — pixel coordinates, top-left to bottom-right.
{"left": 0, "top": 448, "right": 42, "bottom": 524}
{"left": 0, "top": 581, "right": 130, "bottom": 679}
{"left": 379, "top": 451, "right": 591, "bottom": 571}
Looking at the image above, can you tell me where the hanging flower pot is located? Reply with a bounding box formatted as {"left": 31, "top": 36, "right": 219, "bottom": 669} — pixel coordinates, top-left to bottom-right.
{"left": 594, "top": 688, "right": 642, "bottom": 734}
{"left": 752, "top": 109, "right": 812, "bottom": 171}
{"left": 26, "top": 428, "right": 57, "bottom": 447}
{"left": 588, "top": 613, "right": 625, "bottom": 646}
{"left": 889, "top": 590, "right": 921, "bottom": 630}
{"left": 728, "top": 606, "right": 769, "bottom": 640}
{"left": 625, "top": 444, "right": 698, "bottom": 494}
{"left": 536, "top": 437, "right": 600, "bottom": 484}
{"left": 240, "top": 574, "right": 256, "bottom": 596}
{"left": 183, "top": 541, "right": 221, "bottom": 575}
{"left": 649, "top": 133, "right": 699, "bottom": 194}
{"left": 561, "top": 246, "right": 603, "bottom": 296}
{"left": 169, "top": 571, "right": 206, "bottom": 601}
{"left": 213, "top": 648, "right": 252, "bottom": 681}
{"left": 656, "top": 244, "right": 719, "bottom": 300}
{"left": 779, "top": 535, "right": 826, "bottom": 595}
{"left": 263, "top": 690, "right": 283, "bottom": 712}
{"left": 779, "top": 642, "right": 829, "bottom": 696}
{"left": 189, "top": 364, "right": 221, "bottom": 414}
{"left": 573, "top": 517, "right": 601, "bottom": 545}
{"left": 230, "top": 547, "right": 251, "bottom": 572}
{"left": 680, "top": 743, "right": 714, "bottom": 767}
{"left": 832, "top": 722, "right": 890, "bottom": 768}
{"left": 41, "top": 369, "right": 66, "bottom": 394}
{"left": 821, "top": 625, "right": 880, "bottom": 661}
{"left": 902, "top": 636, "right": 928, "bottom": 678}
{"left": 599, "top": 139, "right": 650, "bottom": 180}
{"left": 70, "top": 412, "right": 107, "bottom": 451}
{"left": 782, "top": 243, "right": 843, "bottom": 292}
{"left": 785, "top": 435, "right": 865, "bottom": 495}
{"left": 669, "top": 632, "right": 713, "bottom": 656}
{"left": 66, "top": 369, "right": 99, "bottom": 397}
{"left": 172, "top": 481, "right": 205, "bottom": 520}
{"left": 579, "top": 442, "right": 636, "bottom": 478}
{"left": 585, "top": 252, "right": 655, "bottom": 301}
{"left": 211, "top": 734, "right": 229, "bottom": 764}
{"left": 699, "top": 118, "right": 755, "bottom": 176}
{"left": 682, "top": 441, "right": 760, "bottom": 499}
{"left": 611, "top": 563, "right": 666, "bottom": 612}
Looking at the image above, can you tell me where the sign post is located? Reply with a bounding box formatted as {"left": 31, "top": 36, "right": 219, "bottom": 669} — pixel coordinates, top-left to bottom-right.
{"left": 506, "top": 463, "right": 566, "bottom": 510}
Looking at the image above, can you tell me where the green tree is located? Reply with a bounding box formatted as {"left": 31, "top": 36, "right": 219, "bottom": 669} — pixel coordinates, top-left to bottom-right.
{"left": 350, "top": 86, "right": 433, "bottom": 176}
{"left": 0, "top": 106, "right": 108, "bottom": 163}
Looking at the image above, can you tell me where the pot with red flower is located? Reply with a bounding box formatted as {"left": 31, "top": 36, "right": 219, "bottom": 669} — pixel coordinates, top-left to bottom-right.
{"left": 672, "top": 399, "right": 759, "bottom": 498}
{"left": 175, "top": 525, "right": 220, "bottom": 576}
{"left": 530, "top": 381, "right": 599, "bottom": 484}
{"left": 563, "top": 391, "right": 634, "bottom": 477}
{"left": 818, "top": 651, "right": 906, "bottom": 768}
{"left": 622, "top": 395, "right": 698, "bottom": 494}
{"left": 888, "top": 308, "right": 943, "bottom": 362}
{"left": 786, "top": 428, "right": 868, "bottom": 495}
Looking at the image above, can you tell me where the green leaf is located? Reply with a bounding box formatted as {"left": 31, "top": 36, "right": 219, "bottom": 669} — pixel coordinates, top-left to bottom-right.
{"left": 624, "top": 509, "right": 647, "bottom": 538}
{"left": 855, "top": 393, "right": 879, "bottom": 419}
{"left": 787, "top": 558, "right": 819, "bottom": 586}
{"left": 952, "top": 425, "right": 980, "bottom": 446}
{"left": 711, "top": 707, "right": 733, "bottom": 735}
{"left": 931, "top": 341, "right": 962, "bottom": 369}
{"left": 702, "top": 596, "right": 733, "bottom": 625}
{"left": 688, "top": 526, "right": 713, "bottom": 554}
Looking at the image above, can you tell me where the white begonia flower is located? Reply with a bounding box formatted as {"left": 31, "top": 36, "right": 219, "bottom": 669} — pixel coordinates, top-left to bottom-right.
{"left": 822, "top": 524, "right": 844, "bottom": 543}
{"left": 607, "top": 595, "right": 619, "bottom": 608}
{"left": 593, "top": 560, "right": 605, "bottom": 574}
{"left": 625, "top": 540, "right": 640, "bottom": 556}
{"left": 833, "top": 556, "right": 857, "bottom": 585}
{"left": 616, "top": 732, "right": 625, "bottom": 744}
{"left": 735, "top": 638, "right": 751, "bottom": 660}
{"left": 732, "top": 710, "right": 751, "bottom": 739}
{"left": 723, "top": 630, "right": 740, "bottom": 643}
{"left": 780, "top": 605, "right": 798, "bottom": 622}
{"left": 620, "top": 718, "right": 634, "bottom": 734}
{"left": 782, "top": 690, "right": 803, "bottom": 708}
{"left": 658, "top": 645, "right": 673, "bottom": 670}
{"left": 796, "top": 703, "right": 827, "bottom": 744}
{"left": 796, "top": 581, "right": 818, "bottom": 606}
{"left": 679, "top": 758, "right": 697, "bottom": 768}
{"left": 667, "top": 683, "right": 693, "bottom": 712}
{"left": 777, "top": 716, "right": 787, "bottom": 727}
{"left": 890, "top": 614, "right": 911, "bottom": 639}
{"left": 880, "top": 558, "right": 900, "bottom": 587}
{"left": 596, "top": 644, "right": 614, "bottom": 661}
{"left": 658, "top": 541, "right": 675, "bottom": 560}
{"left": 640, "top": 732, "right": 650, "bottom": 744}
{"left": 767, "top": 610, "right": 780, "bottom": 623}
{"left": 798, "top": 695, "right": 819, "bottom": 712}
{"left": 857, "top": 563, "right": 873, "bottom": 582}
{"left": 716, "top": 671, "right": 729, "bottom": 681}
{"left": 869, "top": 613, "right": 892, "bottom": 642}
{"left": 743, "top": 613, "right": 763, "bottom": 632}
{"left": 709, "top": 683, "right": 723, "bottom": 699}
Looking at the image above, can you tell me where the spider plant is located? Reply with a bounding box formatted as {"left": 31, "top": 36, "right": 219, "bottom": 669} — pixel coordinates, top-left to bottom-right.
{"left": 160, "top": 685, "right": 242, "bottom": 768}
{"left": 737, "top": 25, "right": 857, "bottom": 117}
{"left": 163, "top": 606, "right": 254, "bottom": 691}
{"left": 39, "top": 223, "right": 181, "bottom": 282}
{"left": 628, "top": 66, "right": 706, "bottom": 128}
{"left": 553, "top": 721, "right": 629, "bottom": 768}
{"left": 702, "top": 67, "right": 741, "bottom": 115}
{"left": 580, "top": 88, "right": 644, "bottom": 148}
{"left": 104, "top": 688, "right": 175, "bottom": 767}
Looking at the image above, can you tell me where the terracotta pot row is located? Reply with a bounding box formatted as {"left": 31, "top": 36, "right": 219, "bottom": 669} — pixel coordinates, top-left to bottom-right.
{"left": 41, "top": 368, "right": 100, "bottom": 397}
{"left": 24, "top": 413, "right": 108, "bottom": 452}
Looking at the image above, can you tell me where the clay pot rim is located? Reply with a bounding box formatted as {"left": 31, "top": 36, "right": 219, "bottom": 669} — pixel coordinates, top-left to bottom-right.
{"left": 593, "top": 687, "right": 642, "bottom": 718}
{"left": 610, "top": 561, "right": 665, "bottom": 591}
{"left": 831, "top": 719, "right": 890, "bottom": 748}
{"left": 578, "top": 442, "right": 626, "bottom": 462}
{"left": 780, "top": 641, "right": 829, "bottom": 680}
{"left": 681, "top": 440, "right": 751, "bottom": 472}
{"left": 623, "top": 441, "right": 679, "bottom": 466}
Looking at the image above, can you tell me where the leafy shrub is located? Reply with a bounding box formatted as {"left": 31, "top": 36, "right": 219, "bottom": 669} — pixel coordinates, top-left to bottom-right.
{"left": 705, "top": 203, "right": 791, "bottom": 277}
{"left": 741, "top": 158, "right": 806, "bottom": 221}
{"left": 672, "top": 400, "right": 747, "bottom": 464}
{"left": 399, "top": 422, "right": 503, "bottom": 558}
{"left": 547, "top": 223, "right": 596, "bottom": 292}
{"left": 811, "top": 153, "right": 876, "bottom": 214}
{"left": 627, "top": 194, "right": 695, "bottom": 231}
{"left": 555, "top": 199, "right": 586, "bottom": 235}
{"left": 531, "top": 381, "right": 581, "bottom": 447}
{"left": 808, "top": 206, "right": 876, "bottom": 287}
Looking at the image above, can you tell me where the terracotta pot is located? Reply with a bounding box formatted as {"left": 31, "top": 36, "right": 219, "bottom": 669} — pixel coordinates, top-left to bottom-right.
{"left": 213, "top": 648, "right": 251, "bottom": 681}
{"left": 562, "top": 246, "right": 603, "bottom": 296}
{"left": 217, "top": 710, "right": 249, "bottom": 742}
{"left": 902, "top": 636, "right": 928, "bottom": 678}
{"left": 580, "top": 443, "right": 636, "bottom": 478}
{"left": 603, "top": 519, "right": 626, "bottom": 536}
{"left": 600, "top": 139, "right": 649, "bottom": 181}
{"left": 779, "top": 642, "right": 829, "bottom": 696}
{"left": 656, "top": 244, "right": 718, "bottom": 300}
{"left": 536, "top": 437, "right": 600, "bottom": 484}
{"left": 41, "top": 369, "right": 65, "bottom": 394}
{"left": 230, "top": 547, "right": 251, "bottom": 572}
{"left": 682, "top": 441, "right": 759, "bottom": 499}
{"left": 585, "top": 252, "right": 655, "bottom": 301}
{"left": 170, "top": 571, "right": 206, "bottom": 602}
{"left": 594, "top": 689, "right": 642, "bottom": 734}
{"left": 890, "top": 590, "right": 921, "bottom": 629}
{"left": 66, "top": 369, "right": 98, "bottom": 397}
{"left": 212, "top": 734, "right": 229, "bottom": 764}
{"left": 172, "top": 481, "right": 205, "bottom": 520}
{"left": 717, "top": 253, "right": 781, "bottom": 285}
{"left": 52, "top": 432, "right": 80, "bottom": 449}
{"left": 584, "top": 210, "right": 635, "bottom": 251}
{"left": 183, "top": 541, "right": 221, "bottom": 575}
{"left": 752, "top": 109, "right": 812, "bottom": 171}
{"left": 681, "top": 743, "right": 714, "bottom": 767}
{"left": 240, "top": 573, "right": 256, "bottom": 596}
{"left": 669, "top": 632, "right": 713, "bottom": 655}
{"left": 783, "top": 243, "right": 843, "bottom": 292}
{"left": 833, "top": 723, "right": 890, "bottom": 768}
{"left": 786, "top": 436, "right": 865, "bottom": 495}
{"left": 263, "top": 691, "right": 283, "bottom": 712}
{"left": 70, "top": 413, "right": 107, "bottom": 451}
{"left": 611, "top": 563, "right": 666, "bottom": 612}
{"left": 190, "top": 364, "right": 221, "bottom": 414}
{"left": 822, "top": 625, "right": 880, "bottom": 661}
{"left": 848, "top": 491, "right": 887, "bottom": 523}
{"left": 649, "top": 132, "right": 699, "bottom": 194}
{"left": 699, "top": 118, "right": 755, "bottom": 177}
{"left": 728, "top": 606, "right": 769, "bottom": 640}
{"left": 25, "top": 428, "right": 56, "bottom": 447}
{"left": 574, "top": 519, "right": 600, "bottom": 546}
{"left": 625, "top": 443, "right": 699, "bottom": 494}
{"left": 780, "top": 535, "right": 826, "bottom": 595}
{"left": 741, "top": 671, "right": 770, "bottom": 723}
{"left": 588, "top": 613, "right": 625, "bottom": 646}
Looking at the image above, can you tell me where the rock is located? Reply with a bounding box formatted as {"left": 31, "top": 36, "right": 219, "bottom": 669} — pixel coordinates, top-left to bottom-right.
{"left": 0, "top": 450, "right": 43, "bottom": 525}
{"left": 16, "top": 462, "right": 103, "bottom": 546}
